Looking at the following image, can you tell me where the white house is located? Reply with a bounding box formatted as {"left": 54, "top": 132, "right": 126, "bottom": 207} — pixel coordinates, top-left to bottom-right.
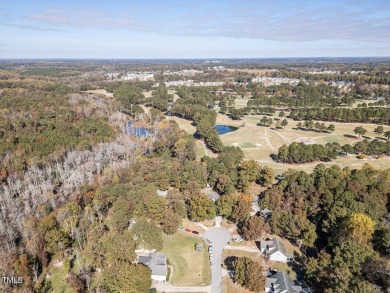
{"left": 265, "top": 271, "right": 302, "bottom": 293}
{"left": 138, "top": 253, "right": 167, "bottom": 282}
{"left": 260, "top": 238, "right": 294, "bottom": 263}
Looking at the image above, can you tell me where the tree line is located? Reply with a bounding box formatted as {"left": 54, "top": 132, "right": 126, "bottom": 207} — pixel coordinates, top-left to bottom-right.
{"left": 278, "top": 139, "right": 390, "bottom": 164}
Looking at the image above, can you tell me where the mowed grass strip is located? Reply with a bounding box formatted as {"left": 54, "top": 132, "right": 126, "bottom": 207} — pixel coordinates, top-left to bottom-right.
{"left": 162, "top": 232, "right": 211, "bottom": 286}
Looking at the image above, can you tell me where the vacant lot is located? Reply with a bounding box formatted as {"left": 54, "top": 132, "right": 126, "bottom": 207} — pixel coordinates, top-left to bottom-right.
{"left": 162, "top": 231, "right": 211, "bottom": 286}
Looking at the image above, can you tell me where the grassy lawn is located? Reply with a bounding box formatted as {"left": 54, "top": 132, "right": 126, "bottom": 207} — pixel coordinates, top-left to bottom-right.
{"left": 181, "top": 218, "right": 204, "bottom": 233}
{"left": 162, "top": 231, "right": 211, "bottom": 286}
{"left": 273, "top": 262, "right": 297, "bottom": 281}
{"left": 222, "top": 276, "right": 252, "bottom": 293}
{"left": 168, "top": 116, "right": 196, "bottom": 134}
{"left": 46, "top": 264, "right": 73, "bottom": 293}
{"left": 195, "top": 140, "right": 207, "bottom": 159}
{"left": 222, "top": 250, "right": 262, "bottom": 268}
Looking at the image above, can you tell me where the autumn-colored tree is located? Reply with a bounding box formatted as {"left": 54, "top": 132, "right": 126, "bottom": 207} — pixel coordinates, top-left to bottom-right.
{"left": 162, "top": 208, "right": 181, "bottom": 235}
{"left": 258, "top": 166, "right": 275, "bottom": 187}
{"left": 341, "top": 213, "right": 375, "bottom": 244}
{"left": 216, "top": 194, "right": 237, "bottom": 217}
{"left": 232, "top": 257, "right": 265, "bottom": 292}
{"left": 101, "top": 262, "right": 151, "bottom": 293}
{"left": 215, "top": 174, "right": 232, "bottom": 194}
{"left": 241, "top": 216, "right": 269, "bottom": 240}
{"left": 188, "top": 193, "right": 216, "bottom": 222}
{"left": 230, "top": 195, "right": 252, "bottom": 223}
{"left": 14, "top": 254, "right": 32, "bottom": 288}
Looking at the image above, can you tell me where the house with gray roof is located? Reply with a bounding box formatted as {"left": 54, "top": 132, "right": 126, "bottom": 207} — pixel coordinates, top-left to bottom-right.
{"left": 260, "top": 208, "right": 272, "bottom": 220}
{"left": 260, "top": 238, "right": 294, "bottom": 263}
{"left": 265, "top": 271, "right": 302, "bottom": 293}
{"left": 138, "top": 253, "right": 167, "bottom": 282}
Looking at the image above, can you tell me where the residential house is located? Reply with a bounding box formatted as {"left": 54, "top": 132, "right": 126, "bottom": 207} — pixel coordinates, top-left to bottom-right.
{"left": 260, "top": 208, "right": 272, "bottom": 221}
{"left": 138, "top": 253, "right": 167, "bottom": 282}
{"left": 260, "top": 238, "right": 294, "bottom": 263}
{"left": 265, "top": 271, "right": 302, "bottom": 293}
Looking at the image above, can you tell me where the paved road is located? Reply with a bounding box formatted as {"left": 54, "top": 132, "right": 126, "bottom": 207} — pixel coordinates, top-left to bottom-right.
{"left": 204, "top": 227, "right": 232, "bottom": 293}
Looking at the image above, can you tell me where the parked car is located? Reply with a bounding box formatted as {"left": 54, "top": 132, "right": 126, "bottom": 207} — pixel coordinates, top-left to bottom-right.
{"left": 210, "top": 261, "right": 213, "bottom": 267}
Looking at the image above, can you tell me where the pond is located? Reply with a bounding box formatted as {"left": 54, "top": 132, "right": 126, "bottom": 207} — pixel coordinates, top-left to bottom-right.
{"left": 214, "top": 125, "right": 238, "bottom": 135}
{"left": 124, "top": 121, "right": 151, "bottom": 138}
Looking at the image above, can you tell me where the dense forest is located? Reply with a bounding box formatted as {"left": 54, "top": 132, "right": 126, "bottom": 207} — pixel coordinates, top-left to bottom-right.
{"left": 277, "top": 139, "right": 390, "bottom": 164}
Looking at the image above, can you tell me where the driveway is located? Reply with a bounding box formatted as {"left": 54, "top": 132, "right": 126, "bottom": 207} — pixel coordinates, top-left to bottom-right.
{"left": 204, "top": 227, "right": 232, "bottom": 293}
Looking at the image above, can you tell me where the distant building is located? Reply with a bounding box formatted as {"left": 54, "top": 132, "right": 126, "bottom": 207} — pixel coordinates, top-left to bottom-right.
{"left": 260, "top": 238, "right": 294, "bottom": 263}
{"left": 265, "top": 271, "right": 302, "bottom": 293}
{"left": 138, "top": 253, "right": 167, "bottom": 282}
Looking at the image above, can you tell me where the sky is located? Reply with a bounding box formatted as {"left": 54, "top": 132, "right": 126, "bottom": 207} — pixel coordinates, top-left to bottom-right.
{"left": 0, "top": 0, "right": 389, "bottom": 58}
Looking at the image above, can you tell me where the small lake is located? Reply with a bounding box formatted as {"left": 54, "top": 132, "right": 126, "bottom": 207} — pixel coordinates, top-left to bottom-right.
{"left": 124, "top": 122, "right": 151, "bottom": 138}
{"left": 214, "top": 125, "right": 238, "bottom": 135}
